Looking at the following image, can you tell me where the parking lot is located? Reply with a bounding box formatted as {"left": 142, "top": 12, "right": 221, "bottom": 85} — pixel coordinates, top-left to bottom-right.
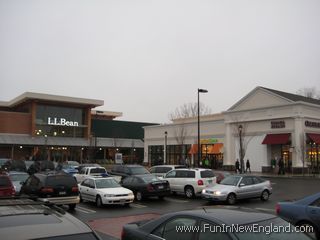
{"left": 70, "top": 177, "right": 320, "bottom": 240}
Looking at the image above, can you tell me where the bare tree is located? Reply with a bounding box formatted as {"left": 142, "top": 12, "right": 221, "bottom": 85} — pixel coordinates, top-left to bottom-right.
{"left": 232, "top": 122, "right": 253, "bottom": 173}
{"left": 297, "top": 87, "right": 320, "bottom": 99}
{"left": 169, "top": 102, "right": 211, "bottom": 120}
{"left": 174, "top": 124, "right": 188, "bottom": 163}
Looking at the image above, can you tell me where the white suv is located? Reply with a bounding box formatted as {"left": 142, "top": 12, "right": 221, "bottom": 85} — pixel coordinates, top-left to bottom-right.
{"left": 163, "top": 168, "right": 216, "bottom": 198}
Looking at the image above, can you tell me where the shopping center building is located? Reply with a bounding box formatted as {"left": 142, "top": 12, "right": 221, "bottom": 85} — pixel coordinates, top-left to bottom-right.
{"left": 0, "top": 92, "right": 155, "bottom": 163}
{"left": 143, "top": 87, "right": 320, "bottom": 173}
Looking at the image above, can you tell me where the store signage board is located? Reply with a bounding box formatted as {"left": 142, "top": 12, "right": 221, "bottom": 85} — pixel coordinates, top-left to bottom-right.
{"left": 305, "top": 120, "right": 320, "bottom": 128}
{"left": 48, "top": 117, "right": 79, "bottom": 127}
{"left": 115, "top": 153, "right": 123, "bottom": 164}
{"left": 271, "top": 121, "right": 285, "bottom": 129}
{"left": 201, "top": 138, "right": 220, "bottom": 144}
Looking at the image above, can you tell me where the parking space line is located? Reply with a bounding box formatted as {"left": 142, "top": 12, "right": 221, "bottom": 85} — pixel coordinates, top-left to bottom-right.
{"left": 130, "top": 203, "right": 147, "bottom": 208}
{"left": 165, "top": 198, "right": 189, "bottom": 203}
{"left": 254, "top": 207, "right": 274, "bottom": 213}
{"left": 76, "top": 206, "right": 96, "bottom": 213}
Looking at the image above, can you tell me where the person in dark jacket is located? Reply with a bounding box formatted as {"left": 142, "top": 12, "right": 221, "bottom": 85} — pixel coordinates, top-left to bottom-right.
{"left": 246, "top": 159, "right": 251, "bottom": 173}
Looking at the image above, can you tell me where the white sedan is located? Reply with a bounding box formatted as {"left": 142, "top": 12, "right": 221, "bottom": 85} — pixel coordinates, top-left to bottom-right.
{"left": 78, "top": 176, "right": 134, "bottom": 207}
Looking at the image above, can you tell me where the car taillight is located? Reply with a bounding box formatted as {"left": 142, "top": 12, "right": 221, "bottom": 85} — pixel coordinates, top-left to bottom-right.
{"left": 72, "top": 186, "right": 79, "bottom": 192}
{"left": 275, "top": 203, "right": 280, "bottom": 215}
{"left": 147, "top": 184, "right": 154, "bottom": 192}
{"left": 41, "top": 187, "right": 54, "bottom": 193}
{"left": 120, "top": 229, "right": 125, "bottom": 240}
{"left": 198, "top": 180, "right": 204, "bottom": 186}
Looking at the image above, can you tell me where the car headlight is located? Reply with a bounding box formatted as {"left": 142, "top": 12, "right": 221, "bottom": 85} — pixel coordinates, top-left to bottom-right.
{"left": 202, "top": 189, "right": 206, "bottom": 194}
{"left": 128, "top": 192, "right": 134, "bottom": 196}
{"left": 104, "top": 194, "right": 114, "bottom": 197}
{"left": 214, "top": 191, "right": 221, "bottom": 196}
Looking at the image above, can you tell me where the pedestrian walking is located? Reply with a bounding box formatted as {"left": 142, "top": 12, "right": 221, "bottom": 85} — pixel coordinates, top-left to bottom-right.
{"left": 278, "top": 158, "right": 285, "bottom": 175}
{"left": 246, "top": 159, "right": 251, "bottom": 173}
{"left": 235, "top": 159, "right": 240, "bottom": 173}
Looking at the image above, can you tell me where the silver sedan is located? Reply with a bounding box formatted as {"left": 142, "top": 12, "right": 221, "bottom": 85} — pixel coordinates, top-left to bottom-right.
{"left": 201, "top": 175, "right": 272, "bottom": 205}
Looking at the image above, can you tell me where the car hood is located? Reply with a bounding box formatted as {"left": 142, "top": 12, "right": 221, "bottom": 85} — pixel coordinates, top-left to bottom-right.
{"left": 97, "top": 187, "right": 132, "bottom": 195}
{"left": 204, "top": 184, "right": 237, "bottom": 192}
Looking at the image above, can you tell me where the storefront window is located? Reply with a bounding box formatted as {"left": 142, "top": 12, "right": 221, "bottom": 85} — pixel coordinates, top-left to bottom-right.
{"left": 35, "top": 105, "right": 86, "bottom": 138}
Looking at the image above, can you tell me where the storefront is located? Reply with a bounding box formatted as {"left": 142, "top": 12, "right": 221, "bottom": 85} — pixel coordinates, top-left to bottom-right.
{"left": 144, "top": 87, "right": 320, "bottom": 173}
{"left": 0, "top": 92, "right": 155, "bottom": 164}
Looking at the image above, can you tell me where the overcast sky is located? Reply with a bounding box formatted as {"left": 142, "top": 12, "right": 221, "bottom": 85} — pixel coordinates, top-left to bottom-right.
{"left": 1, "top": 0, "right": 319, "bottom": 123}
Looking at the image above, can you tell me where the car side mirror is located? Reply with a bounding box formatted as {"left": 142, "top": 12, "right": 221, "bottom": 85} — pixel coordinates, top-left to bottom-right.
{"left": 239, "top": 183, "right": 245, "bottom": 187}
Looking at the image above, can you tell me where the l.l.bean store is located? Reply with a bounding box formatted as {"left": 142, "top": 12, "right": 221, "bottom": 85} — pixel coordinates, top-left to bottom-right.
{"left": 144, "top": 87, "right": 320, "bottom": 173}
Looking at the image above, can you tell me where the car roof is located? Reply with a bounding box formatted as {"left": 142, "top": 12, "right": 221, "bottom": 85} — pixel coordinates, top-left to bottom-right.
{"left": 0, "top": 199, "right": 93, "bottom": 240}
{"left": 141, "top": 208, "right": 277, "bottom": 231}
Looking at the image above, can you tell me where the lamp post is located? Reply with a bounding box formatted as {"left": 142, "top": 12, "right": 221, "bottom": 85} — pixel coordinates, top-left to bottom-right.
{"left": 164, "top": 131, "right": 168, "bottom": 164}
{"left": 238, "top": 125, "right": 244, "bottom": 173}
{"left": 198, "top": 88, "right": 208, "bottom": 167}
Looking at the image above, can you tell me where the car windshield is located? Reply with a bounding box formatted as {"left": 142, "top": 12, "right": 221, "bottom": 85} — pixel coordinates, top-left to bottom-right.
{"left": 130, "top": 167, "right": 149, "bottom": 175}
{"left": 9, "top": 173, "right": 29, "bottom": 182}
{"left": 90, "top": 168, "right": 106, "bottom": 174}
{"left": 220, "top": 176, "right": 241, "bottom": 186}
{"left": 236, "top": 217, "right": 313, "bottom": 240}
{"left": 95, "top": 178, "right": 120, "bottom": 189}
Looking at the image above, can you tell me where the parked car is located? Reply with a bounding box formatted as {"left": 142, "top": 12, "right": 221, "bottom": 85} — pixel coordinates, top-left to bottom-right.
{"left": 0, "top": 198, "right": 101, "bottom": 240}
{"left": 121, "top": 174, "right": 171, "bottom": 201}
{"left": 75, "top": 166, "right": 108, "bottom": 183}
{"left": 201, "top": 175, "right": 272, "bottom": 205}
{"left": 27, "top": 160, "right": 55, "bottom": 175}
{"left": 77, "top": 163, "right": 101, "bottom": 172}
{"left": 0, "top": 158, "right": 10, "bottom": 170}
{"left": 276, "top": 192, "right": 320, "bottom": 240}
{"left": 163, "top": 168, "right": 216, "bottom": 198}
{"left": 20, "top": 171, "right": 80, "bottom": 210}
{"left": 56, "top": 162, "right": 79, "bottom": 175}
{"left": 0, "top": 174, "right": 15, "bottom": 197}
{"left": 79, "top": 176, "right": 134, "bottom": 207}
{"left": 121, "top": 208, "right": 312, "bottom": 240}
{"left": 2, "top": 159, "right": 27, "bottom": 172}
{"left": 110, "top": 164, "right": 150, "bottom": 178}
{"left": 149, "top": 165, "right": 186, "bottom": 177}
{"left": 8, "top": 171, "right": 29, "bottom": 194}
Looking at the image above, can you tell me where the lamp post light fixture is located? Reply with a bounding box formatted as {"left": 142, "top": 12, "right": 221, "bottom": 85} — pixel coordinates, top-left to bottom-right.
{"left": 238, "top": 125, "right": 244, "bottom": 173}
{"left": 197, "top": 88, "right": 208, "bottom": 167}
{"left": 164, "top": 131, "right": 168, "bottom": 164}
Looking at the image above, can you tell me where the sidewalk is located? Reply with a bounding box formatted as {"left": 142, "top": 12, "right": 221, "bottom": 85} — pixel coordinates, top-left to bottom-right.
{"left": 251, "top": 171, "right": 320, "bottom": 180}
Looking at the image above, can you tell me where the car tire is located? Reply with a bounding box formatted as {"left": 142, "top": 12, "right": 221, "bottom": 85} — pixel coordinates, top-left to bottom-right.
{"left": 96, "top": 195, "right": 103, "bottom": 208}
{"left": 260, "top": 190, "right": 270, "bottom": 201}
{"left": 184, "top": 186, "right": 195, "bottom": 199}
{"left": 227, "top": 193, "right": 236, "bottom": 205}
{"left": 68, "top": 204, "right": 76, "bottom": 211}
{"left": 136, "top": 191, "right": 143, "bottom": 201}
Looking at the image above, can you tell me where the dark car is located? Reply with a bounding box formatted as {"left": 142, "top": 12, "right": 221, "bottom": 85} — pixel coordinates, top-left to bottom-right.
{"left": 0, "top": 198, "right": 101, "bottom": 240}
{"left": 27, "top": 160, "right": 55, "bottom": 175}
{"left": 20, "top": 171, "right": 80, "bottom": 210}
{"left": 276, "top": 192, "right": 320, "bottom": 239}
{"left": 0, "top": 174, "right": 15, "bottom": 197}
{"left": 121, "top": 208, "right": 313, "bottom": 240}
{"left": 2, "top": 159, "right": 27, "bottom": 172}
{"left": 121, "top": 174, "right": 170, "bottom": 201}
{"left": 110, "top": 164, "right": 150, "bottom": 178}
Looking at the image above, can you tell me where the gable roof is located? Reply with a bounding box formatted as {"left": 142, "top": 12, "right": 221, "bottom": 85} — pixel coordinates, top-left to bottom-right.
{"left": 261, "top": 87, "right": 320, "bottom": 106}
{"left": 228, "top": 86, "right": 320, "bottom": 112}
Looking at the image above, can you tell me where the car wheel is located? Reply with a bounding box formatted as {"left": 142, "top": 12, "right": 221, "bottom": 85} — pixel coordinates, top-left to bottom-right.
{"left": 227, "top": 193, "right": 236, "bottom": 205}
{"left": 136, "top": 191, "right": 143, "bottom": 201}
{"left": 260, "top": 190, "right": 270, "bottom": 201}
{"left": 68, "top": 204, "right": 76, "bottom": 211}
{"left": 184, "top": 186, "right": 195, "bottom": 199}
{"left": 96, "top": 195, "right": 103, "bottom": 208}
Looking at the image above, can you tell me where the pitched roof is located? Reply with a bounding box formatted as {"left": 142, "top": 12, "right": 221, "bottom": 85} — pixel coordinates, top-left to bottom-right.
{"left": 261, "top": 87, "right": 320, "bottom": 106}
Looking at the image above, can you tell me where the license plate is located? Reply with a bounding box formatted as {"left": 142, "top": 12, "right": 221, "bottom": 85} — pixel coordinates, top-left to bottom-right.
{"left": 59, "top": 191, "right": 66, "bottom": 195}
{"left": 158, "top": 185, "right": 164, "bottom": 189}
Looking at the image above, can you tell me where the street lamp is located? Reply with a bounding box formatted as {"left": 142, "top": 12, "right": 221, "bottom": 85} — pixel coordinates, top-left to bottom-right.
{"left": 164, "top": 131, "right": 168, "bottom": 164}
{"left": 198, "top": 88, "right": 208, "bottom": 167}
{"left": 238, "top": 125, "right": 244, "bottom": 173}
